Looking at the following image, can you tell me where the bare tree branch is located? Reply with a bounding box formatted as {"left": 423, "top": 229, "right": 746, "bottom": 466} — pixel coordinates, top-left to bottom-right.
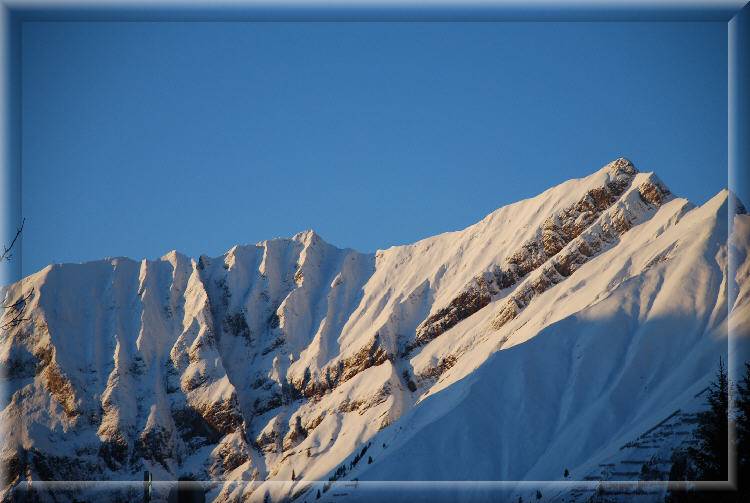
{"left": 1, "top": 217, "right": 25, "bottom": 263}
{"left": 2, "top": 218, "right": 29, "bottom": 330}
{"left": 2, "top": 288, "right": 33, "bottom": 310}
{"left": 1, "top": 288, "right": 33, "bottom": 330}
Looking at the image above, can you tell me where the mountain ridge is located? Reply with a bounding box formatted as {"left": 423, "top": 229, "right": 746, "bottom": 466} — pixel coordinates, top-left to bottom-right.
{"left": 1, "top": 158, "right": 747, "bottom": 503}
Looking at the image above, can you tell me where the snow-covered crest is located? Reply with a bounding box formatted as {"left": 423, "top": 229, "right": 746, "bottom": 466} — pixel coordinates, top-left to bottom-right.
{"left": 1, "top": 158, "right": 747, "bottom": 503}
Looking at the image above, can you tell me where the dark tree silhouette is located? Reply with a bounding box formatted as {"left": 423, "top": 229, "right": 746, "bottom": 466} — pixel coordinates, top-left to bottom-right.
{"left": 687, "top": 358, "right": 729, "bottom": 481}
{"left": 665, "top": 358, "right": 743, "bottom": 503}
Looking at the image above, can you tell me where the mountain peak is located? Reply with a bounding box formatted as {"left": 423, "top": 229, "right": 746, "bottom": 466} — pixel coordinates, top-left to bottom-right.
{"left": 292, "top": 228, "right": 324, "bottom": 246}
{"left": 604, "top": 156, "right": 636, "bottom": 175}
{"left": 593, "top": 157, "right": 639, "bottom": 186}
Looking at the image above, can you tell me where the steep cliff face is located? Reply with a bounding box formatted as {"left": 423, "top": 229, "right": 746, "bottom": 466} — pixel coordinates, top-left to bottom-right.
{"left": 1, "top": 158, "right": 747, "bottom": 503}
{"left": 408, "top": 158, "right": 646, "bottom": 352}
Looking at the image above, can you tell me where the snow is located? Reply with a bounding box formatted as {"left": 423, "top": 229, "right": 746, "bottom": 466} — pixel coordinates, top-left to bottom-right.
{"left": 0, "top": 158, "right": 747, "bottom": 503}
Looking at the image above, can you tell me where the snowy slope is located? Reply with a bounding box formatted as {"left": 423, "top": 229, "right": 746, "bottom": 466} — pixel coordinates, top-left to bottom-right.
{"left": 0, "top": 158, "right": 747, "bottom": 503}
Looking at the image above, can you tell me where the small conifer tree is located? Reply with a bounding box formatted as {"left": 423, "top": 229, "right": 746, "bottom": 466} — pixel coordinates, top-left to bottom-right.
{"left": 688, "top": 358, "right": 729, "bottom": 481}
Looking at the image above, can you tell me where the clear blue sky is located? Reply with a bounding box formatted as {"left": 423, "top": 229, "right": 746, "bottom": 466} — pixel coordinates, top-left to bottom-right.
{"left": 22, "top": 21, "right": 728, "bottom": 276}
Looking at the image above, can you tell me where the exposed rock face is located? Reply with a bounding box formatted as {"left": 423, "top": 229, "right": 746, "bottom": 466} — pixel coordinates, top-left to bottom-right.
{"left": 255, "top": 417, "right": 282, "bottom": 454}
{"left": 405, "top": 277, "right": 495, "bottom": 354}
{"left": 490, "top": 174, "right": 671, "bottom": 330}
{"left": 38, "top": 355, "right": 79, "bottom": 419}
{"left": 1, "top": 158, "right": 735, "bottom": 503}
{"left": 415, "top": 355, "right": 458, "bottom": 386}
{"left": 194, "top": 394, "right": 244, "bottom": 436}
{"left": 410, "top": 158, "right": 640, "bottom": 352}
{"left": 291, "top": 334, "right": 391, "bottom": 399}
{"left": 209, "top": 432, "right": 251, "bottom": 476}
{"left": 282, "top": 416, "right": 307, "bottom": 451}
{"left": 135, "top": 425, "right": 176, "bottom": 469}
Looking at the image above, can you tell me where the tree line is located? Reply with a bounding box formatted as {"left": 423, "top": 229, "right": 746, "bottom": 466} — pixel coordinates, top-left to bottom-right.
{"left": 666, "top": 358, "right": 750, "bottom": 502}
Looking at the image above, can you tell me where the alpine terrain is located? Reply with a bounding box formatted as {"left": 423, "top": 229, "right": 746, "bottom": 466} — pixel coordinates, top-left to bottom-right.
{"left": 1, "top": 158, "right": 748, "bottom": 502}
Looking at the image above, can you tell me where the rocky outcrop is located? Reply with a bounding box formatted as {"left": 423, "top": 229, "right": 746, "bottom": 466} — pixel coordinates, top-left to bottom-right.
{"left": 255, "top": 417, "right": 283, "bottom": 454}
{"left": 37, "top": 348, "right": 80, "bottom": 419}
{"left": 210, "top": 432, "right": 251, "bottom": 476}
{"left": 172, "top": 405, "right": 223, "bottom": 447}
{"left": 491, "top": 175, "right": 671, "bottom": 330}
{"left": 291, "top": 334, "right": 391, "bottom": 399}
{"left": 415, "top": 354, "right": 458, "bottom": 386}
{"left": 282, "top": 416, "right": 308, "bottom": 451}
{"left": 194, "top": 393, "right": 244, "bottom": 436}
{"left": 336, "top": 382, "right": 393, "bottom": 416}
{"left": 405, "top": 276, "right": 496, "bottom": 354}
{"left": 134, "top": 426, "right": 176, "bottom": 469}
{"left": 409, "top": 158, "right": 640, "bottom": 352}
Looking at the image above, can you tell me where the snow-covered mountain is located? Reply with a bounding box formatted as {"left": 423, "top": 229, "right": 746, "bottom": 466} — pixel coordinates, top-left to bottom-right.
{"left": 1, "top": 158, "right": 748, "bottom": 503}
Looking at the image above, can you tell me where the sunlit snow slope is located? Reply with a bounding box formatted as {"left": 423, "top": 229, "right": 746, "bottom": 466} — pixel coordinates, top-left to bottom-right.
{"left": 1, "top": 158, "right": 747, "bottom": 503}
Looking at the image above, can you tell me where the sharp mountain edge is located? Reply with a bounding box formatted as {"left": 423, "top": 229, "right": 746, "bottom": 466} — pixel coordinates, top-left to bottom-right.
{"left": 1, "top": 158, "right": 749, "bottom": 503}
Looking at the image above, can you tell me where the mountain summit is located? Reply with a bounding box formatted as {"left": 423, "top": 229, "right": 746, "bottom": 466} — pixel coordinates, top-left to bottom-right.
{"left": 2, "top": 158, "right": 748, "bottom": 503}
